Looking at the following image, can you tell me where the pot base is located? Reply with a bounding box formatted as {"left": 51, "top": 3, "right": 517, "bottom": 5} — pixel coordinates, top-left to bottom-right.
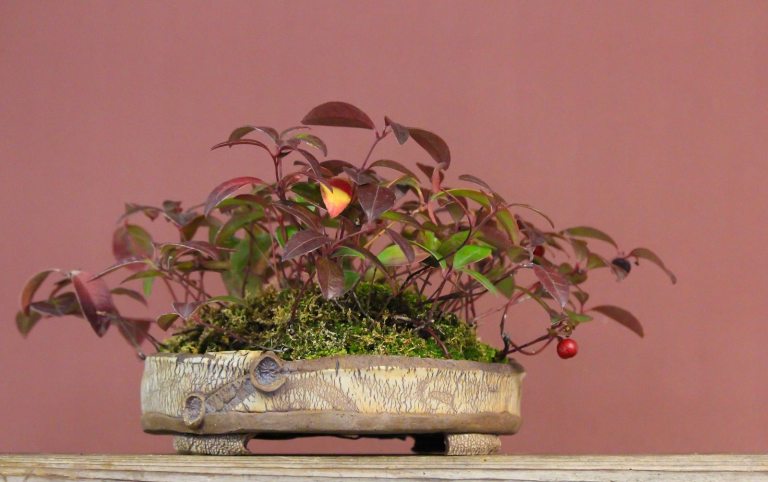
{"left": 172, "top": 433, "right": 502, "bottom": 456}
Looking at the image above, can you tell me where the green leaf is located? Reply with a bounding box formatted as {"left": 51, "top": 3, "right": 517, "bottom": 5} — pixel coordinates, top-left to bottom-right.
{"left": 459, "top": 268, "right": 498, "bottom": 295}
{"left": 432, "top": 188, "right": 491, "bottom": 207}
{"left": 496, "top": 209, "right": 523, "bottom": 245}
{"left": 291, "top": 133, "right": 328, "bottom": 156}
{"left": 332, "top": 246, "right": 367, "bottom": 260}
{"left": 565, "top": 309, "right": 593, "bottom": 324}
{"left": 437, "top": 231, "right": 471, "bottom": 257}
{"left": 16, "top": 310, "right": 42, "bottom": 337}
{"left": 343, "top": 270, "right": 361, "bottom": 291}
{"left": 377, "top": 244, "right": 409, "bottom": 266}
{"left": 495, "top": 276, "right": 516, "bottom": 298}
{"left": 142, "top": 277, "right": 155, "bottom": 297}
{"left": 590, "top": 305, "right": 644, "bottom": 337}
{"left": 156, "top": 313, "right": 179, "bottom": 331}
{"left": 453, "top": 245, "right": 492, "bottom": 270}
{"left": 629, "top": 247, "right": 677, "bottom": 284}
{"left": 112, "top": 224, "right": 154, "bottom": 267}
{"left": 564, "top": 226, "right": 618, "bottom": 248}
{"left": 213, "top": 210, "right": 264, "bottom": 247}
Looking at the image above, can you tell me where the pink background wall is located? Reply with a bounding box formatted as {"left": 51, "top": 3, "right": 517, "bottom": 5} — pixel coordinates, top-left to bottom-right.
{"left": 1, "top": 1, "right": 767, "bottom": 454}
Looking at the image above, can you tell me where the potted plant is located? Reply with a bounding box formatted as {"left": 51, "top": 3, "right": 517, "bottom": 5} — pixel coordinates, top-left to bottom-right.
{"left": 16, "top": 102, "right": 675, "bottom": 455}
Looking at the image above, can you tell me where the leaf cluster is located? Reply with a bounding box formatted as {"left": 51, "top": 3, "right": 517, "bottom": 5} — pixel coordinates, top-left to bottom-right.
{"left": 17, "top": 102, "right": 676, "bottom": 360}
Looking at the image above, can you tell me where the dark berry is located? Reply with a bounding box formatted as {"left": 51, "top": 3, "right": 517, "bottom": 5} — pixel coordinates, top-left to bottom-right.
{"left": 557, "top": 338, "right": 578, "bottom": 359}
{"left": 533, "top": 245, "right": 545, "bottom": 257}
{"left": 611, "top": 257, "right": 632, "bottom": 274}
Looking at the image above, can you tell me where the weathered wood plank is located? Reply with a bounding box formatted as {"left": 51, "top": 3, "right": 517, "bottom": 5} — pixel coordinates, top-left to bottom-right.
{"left": 1, "top": 455, "right": 767, "bottom": 481}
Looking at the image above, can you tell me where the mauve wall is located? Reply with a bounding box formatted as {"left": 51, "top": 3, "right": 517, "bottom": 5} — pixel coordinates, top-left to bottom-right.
{"left": 1, "top": 0, "right": 766, "bottom": 454}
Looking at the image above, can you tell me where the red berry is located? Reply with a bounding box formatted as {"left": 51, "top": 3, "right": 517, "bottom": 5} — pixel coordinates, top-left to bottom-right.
{"left": 533, "top": 245, "right": 545, "bottom": 257}
{"left": 557, "top": 338, "right": 578, "bottom": 359}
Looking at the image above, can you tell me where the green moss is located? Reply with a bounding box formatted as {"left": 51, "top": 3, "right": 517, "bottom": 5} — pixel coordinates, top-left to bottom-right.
{"left": 160, "top": 283, "right": 500, "bottom": 363}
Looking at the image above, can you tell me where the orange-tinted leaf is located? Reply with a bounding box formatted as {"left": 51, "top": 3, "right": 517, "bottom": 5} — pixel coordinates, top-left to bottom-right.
{"left": 320, "top": 178, "right": 353, "bottom": 218}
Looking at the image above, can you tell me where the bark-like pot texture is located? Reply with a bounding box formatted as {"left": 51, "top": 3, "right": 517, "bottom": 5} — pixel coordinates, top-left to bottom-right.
{"left": 141, "top": 351, "right": 525, "bottom": 455}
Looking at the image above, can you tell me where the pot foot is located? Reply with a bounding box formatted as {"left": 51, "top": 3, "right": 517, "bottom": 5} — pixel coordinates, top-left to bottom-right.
{"left": 444, "top": 433, "right": 501, "bottom": 455}
{"left": 412, "top": 433, "right": 501, "bottom": 455}
{"left": 173, "top": 434, "right": 252, "bottom": 455}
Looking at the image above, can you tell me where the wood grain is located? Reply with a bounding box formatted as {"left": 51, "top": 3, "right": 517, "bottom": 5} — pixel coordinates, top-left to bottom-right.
{"left": 1, "top": 455, "right": 766, "bottom": 481}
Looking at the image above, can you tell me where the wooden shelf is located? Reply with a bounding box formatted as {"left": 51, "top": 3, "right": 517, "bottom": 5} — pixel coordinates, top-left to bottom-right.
{"left": 1, "top": 454, "right": 766, "bottom": 481}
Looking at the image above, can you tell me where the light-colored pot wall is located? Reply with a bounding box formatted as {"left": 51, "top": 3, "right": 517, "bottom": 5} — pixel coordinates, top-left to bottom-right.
{"left": 1, "top": 0, "right": 766, "bottom": 454}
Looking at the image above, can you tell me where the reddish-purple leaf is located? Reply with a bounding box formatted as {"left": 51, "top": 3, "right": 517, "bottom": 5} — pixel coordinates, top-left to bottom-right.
{"left": 630, "top": 247, "right": 677, "bottom": 284}
{"left": 342, "top": 167, "right": 378, "bottom": 186}
{"left": 156, "top": 313, "right": 180, "bottom": 331}
{"left": 358, "top": 184, "right": 396, "bottom": 222}
{"left": 590, "top": 305, "right": 644, "bottom": 337}
{"left": 564, "top": 226, "right": 618, "bottom": 248}
{"left": 117, "top": 317, "right": 151, "bottom": 347}
{"left": 296, "top": 149, "right": 332, "bottom": 189}
{"left": 321, "top": 159, "right": 357, "bottom": 175}
{"left": 229, "top": 125, "right": 279, "bottom": 143}
{"left": 370, "top": 159, "right": 419, "bottom": 180}
{"left": 274, "top": 202, "right": 322, "bottom": 230}
{"left": 301, "top": 101, "right": 375, "bottom": 130}
{"left": 204, "top": 176, "right": 265, "bottom": 217}
{"left": 532, "top": 264, "right": 570, "bottom": 309}
{"left": 29, "top": 292, "right": 80, "bottom": 317}
{"left": 91, "top": 258, "right": 150, "bottom": 281}
{"left": 279, "top": 125, "right": 310, "bottom": 139}
{"left": 292, "top": 133, "right": 328, "bottom": 156}
{"left": 120, "top": 203, "right": 160, "bottom": 222}
{"left": 408, "top": 128, "right": 451, "bottom": 168}
{"left": 72, "top": 271, "right": 118, "bottom": 337}
{"left": 160, "top": 241, "right": 220, "bottom": 262}
{"left": 112, "top": 223, "right": 153, "bottom": 270}
{"left": 316, "top": 257, "right": 345, "bottom": 300}
{"left": 211, "top": 138, "right": 272, "bottom": 152}
{"left": 282, "top": 230, "right": 331, "bottom": 261}
{"left": 385, "top": 229, "right": 415, "bottom": 263}
{"left": 416, "top": 162, "right": 445, "bottom": 183}
{"left": 20, "top": 269, "right": 61, "bottom": 315}
{"left": 384, "top": 116, "right": 410, "bottom": 144}
{"left": 111, "top": 287, "right": 148, "bottom": 306}
{"left": 459, "top": 174, "right": 494, "bottom": 192}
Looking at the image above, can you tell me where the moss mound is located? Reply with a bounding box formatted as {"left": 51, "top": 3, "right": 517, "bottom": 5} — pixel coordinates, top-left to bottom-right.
{"left": 160, "top": 283, "right": 500, "bottom": 363}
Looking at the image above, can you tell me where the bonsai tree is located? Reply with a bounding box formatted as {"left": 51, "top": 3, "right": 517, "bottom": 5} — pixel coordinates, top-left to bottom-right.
{"left": 16, "top": 101, "right": 676, "bottom": 362}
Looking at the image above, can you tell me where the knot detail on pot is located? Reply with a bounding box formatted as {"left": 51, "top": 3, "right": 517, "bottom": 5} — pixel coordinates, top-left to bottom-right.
{"left": 249, "top": 351, "right": 286, "bottom": 393}
{"left": 182, "top": 393, "right": 206, "bottom": 428}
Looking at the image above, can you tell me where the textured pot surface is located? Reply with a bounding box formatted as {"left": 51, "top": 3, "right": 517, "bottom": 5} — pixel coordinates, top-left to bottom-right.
{"left": 140, "top": 351, "right": 524, "bottom": 454}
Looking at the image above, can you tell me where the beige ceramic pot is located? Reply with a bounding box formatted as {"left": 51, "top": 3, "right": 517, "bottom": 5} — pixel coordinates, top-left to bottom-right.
{"left": 141, "top": 351, "right": 525, "bottom": 455}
